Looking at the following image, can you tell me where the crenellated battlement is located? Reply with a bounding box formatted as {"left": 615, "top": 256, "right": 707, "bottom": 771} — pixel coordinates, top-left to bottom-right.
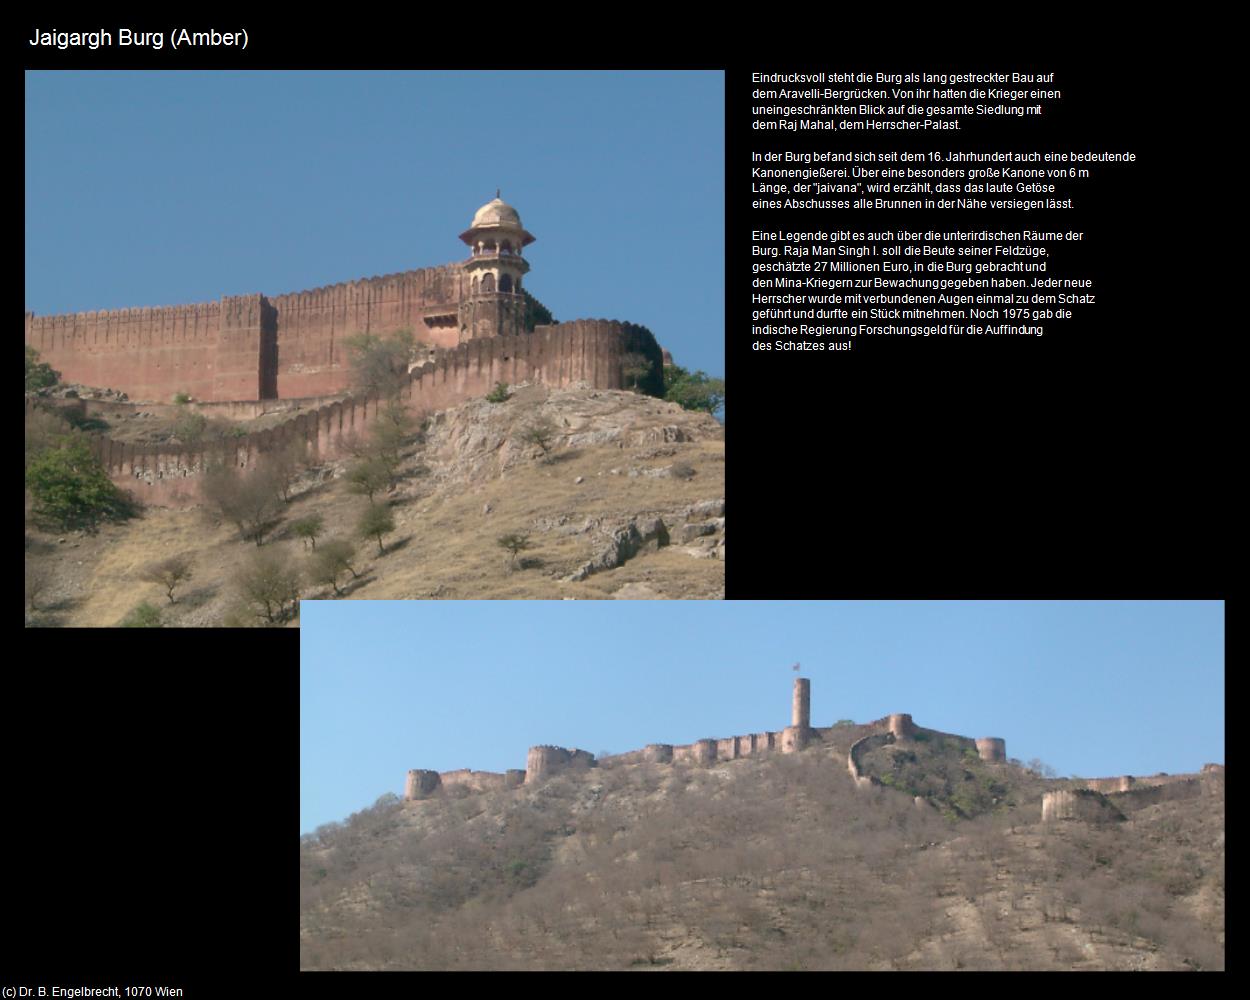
{"left": 26, "top": 195, "right": 664, "bottom": 407}
{"left": 400, "top": 674, "right": 1220, "bottom": 819}
{"left": 55, "top": 319, "right": 661, "bottom": 507}
{"left": 403, "top": 677, "right": 1002, "bottom": 801}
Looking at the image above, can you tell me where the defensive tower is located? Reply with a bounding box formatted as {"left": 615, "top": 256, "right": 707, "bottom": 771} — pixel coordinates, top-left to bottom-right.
{"left": 975, "top": 737, "right": 1007, "bottom": 762}
{"left": 781, "top": 677, "right": 811, "bottom": 753}
{"left": 457, "top": 191, "right": 534, "bottom": 342}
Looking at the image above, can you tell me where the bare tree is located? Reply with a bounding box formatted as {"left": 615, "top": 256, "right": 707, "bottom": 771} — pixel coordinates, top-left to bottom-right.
{"left": 233, "top": 547, "right": 301, "bottom": 624}
{"left": 518, "top": 416, "right": 559, "bottom": 461}
{"left": 344, "top": 328, "right": 415, "bottom": 400}
{"left": 310, "top": 538, "right": 361, "bottom": 596}
{"left": 497, "top": 531, "right": 532, "bottom": 567}
{"left": 203, "top": 462, "right": 286, "bottom": 545}
{"left": 620, "top": 352, "right": 653, "bottom": 391}
{"left": 141, "top": 554, "right": 193, "bottom": 604}
{"left": 266, "top": 437, "right": 310, "bottom": 502}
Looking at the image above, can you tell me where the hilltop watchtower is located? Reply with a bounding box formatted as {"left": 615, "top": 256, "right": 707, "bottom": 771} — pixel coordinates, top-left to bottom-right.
{"left": 457, "top": 192, "right": 535, "bottom": 342}
{"left": 781, "top": 677, "right": 811, "bottom": 753}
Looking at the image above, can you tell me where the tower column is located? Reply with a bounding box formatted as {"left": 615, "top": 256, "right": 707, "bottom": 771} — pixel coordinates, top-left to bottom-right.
{"left": 792, "top": 677, "right": 810, "bottom": 729}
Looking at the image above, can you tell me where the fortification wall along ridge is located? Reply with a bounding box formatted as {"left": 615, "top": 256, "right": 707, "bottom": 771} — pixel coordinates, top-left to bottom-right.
{"left": 78, "top": 320, "right": 658, "bottom": 506}
{"left": 400, "top": 677, "right": 1220, "bottom": 819}
{"left": 27, "top": 195, "right": 666, "bottom": 406}
{"left": 265, "top": 265, "right": 465, "bottom": 398}
{"left": 26, "top": 266, "right": 464, "bottom": 403}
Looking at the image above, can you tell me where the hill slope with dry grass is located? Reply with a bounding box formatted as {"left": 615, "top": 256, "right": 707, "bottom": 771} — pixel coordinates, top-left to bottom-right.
{"left": 300, "top": 733, "right": 1224, "bottom": 971}
{"left": 24, "top": 385, "right": 724, "bottom": 625}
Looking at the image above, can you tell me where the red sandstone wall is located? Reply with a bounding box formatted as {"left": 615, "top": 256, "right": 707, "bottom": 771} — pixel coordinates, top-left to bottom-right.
{"left": 26, "top": 303, "right": 222, "bottom": 402}
{"left": 269, "top": 266, "right": 462, "bottom": 398}
{"left": 84, "top": 321, "right": 659, "bottom": 506}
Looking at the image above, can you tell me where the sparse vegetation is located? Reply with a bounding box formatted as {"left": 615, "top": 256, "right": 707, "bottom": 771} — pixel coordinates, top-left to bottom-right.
{"left": 345, "top": 457, "right": 392, "bottom": 503}
{"left": 25, "top": 434, "right": 135, "bottom": 532}
{"left": 171, "top": 410, "right": 208, "bottom": 445}
{"left": 202, "top": 462, "right": 285, "bottom": 546}
{"left": 23, "top": 384, "right": 724, "bottom": 623}
{"left": 309, "top": 538, "right": 361, "bottom": 597}
{"left": 25, "top": 561, "right": 51, "bottom": 612}
{"left": 518, "top": 416, "right": 558, "bottom": 461}
{"left": 140, "top": 554, "right": 193, "bottom": 604}
{"left": 496, "top": 531, "right": 532, "bottom": 567}
{"left": 172, "top": 391, "right": 192, "bottom": 405}
{"left": 292, "top": 514, "right": 325, "bottom": 550}
{"left": 522, "top": 290, "right": 554, "bottom": 331}
{"left": 267, "top": 438, "right": 310, "bottom": 502}
{"left": 345, "top": 328, "right": 415, "bottom": 400}
{"left": 664, "top": 364, "right": 725, "bottom": 417}
{"left": 233, "top": 547, "right": 300, "bottom": 624}
{"left": 25, "top": 346, "right": 60, "bottom": 391}
{"left": 486, "top": 382, "right": 511, "bottom": 404}
{"left": 357, "top": 503, "right": 395, "bottom": 556}
{"left": 620, "top": 353, "right": 653, "bottom": 391}
{"left": 300, "top": 740, "right": 1223, "bottom": 971}
{"left": 118, "top": 601, "right": 162, "bottom": 627}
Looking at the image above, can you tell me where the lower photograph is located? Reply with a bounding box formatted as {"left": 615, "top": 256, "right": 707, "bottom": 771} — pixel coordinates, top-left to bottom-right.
{"left": 299, "top": 600, "right": 1224, "bottom": 971}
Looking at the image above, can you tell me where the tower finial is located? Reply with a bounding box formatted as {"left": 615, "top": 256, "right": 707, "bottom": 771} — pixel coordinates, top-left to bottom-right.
{"left": 496, "top": 187, "right": 501, "bottom": 199}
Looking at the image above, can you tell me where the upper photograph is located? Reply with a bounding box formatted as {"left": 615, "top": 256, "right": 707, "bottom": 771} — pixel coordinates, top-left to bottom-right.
{"left": 24, "top": 71, "right": 725, "bottom": 625}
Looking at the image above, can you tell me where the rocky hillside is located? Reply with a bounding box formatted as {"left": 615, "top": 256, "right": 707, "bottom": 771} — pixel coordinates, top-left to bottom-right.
{"left": 25, "top": 385, "right": 724, "bottom": 626}
{"left": 299, "top": 734, "right": 1224, "bottom": 971}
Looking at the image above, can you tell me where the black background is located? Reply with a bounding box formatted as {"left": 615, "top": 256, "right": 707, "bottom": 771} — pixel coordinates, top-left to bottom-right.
{"left": 19, "top": 20, "right": 1225, "bottom": 990}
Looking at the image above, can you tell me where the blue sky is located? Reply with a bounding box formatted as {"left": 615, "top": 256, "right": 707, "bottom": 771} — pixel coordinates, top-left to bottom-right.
{"left": 299, "top": 601, "right": 1224, "bottom": 833}
{"left": 25, "top": 71, "right": 724, "bottom": 376}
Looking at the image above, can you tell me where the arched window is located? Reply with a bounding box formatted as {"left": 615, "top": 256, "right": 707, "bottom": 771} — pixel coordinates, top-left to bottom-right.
{"left": 499, "top": 274, "right": 512, "bottom": 293}
{"left": 481, "top": 272, "right": 495, "bottom": 293}
{"left": 501, "top": 241, "right": 512, "bottom": 254}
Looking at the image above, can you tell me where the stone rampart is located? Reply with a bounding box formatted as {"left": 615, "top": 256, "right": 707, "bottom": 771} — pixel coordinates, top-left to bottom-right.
{"left": 404, "top": 769, "right": 441, "bottom": 800}
{"left": 644, "top": 744, "right": 674, "bottom": 764}
{"left": 1082, "top": 776, "right": 1135, "bottom": 793}
{"left": 525, "top": 745, "right": 596, "bottom": 784}
{"left": 597, "top": 749, "right": 649, "bottom": 769}
{"left": 886, "top": 713, "right": 917, "bottom": 741}
{"left": 1106, "top": 777, "right": 1207, "bottom": 812}
{"left": 779, "top": 725, "right": 809, "bottom": 754}
{"left": 1041, "top": 789, "right": 1125, "bottom": 823}
{"left": 439, "top": 769, "right": 511, "bottom": 794}
{"left": 266, "top": 265, "right": 464, "bottom": 398}
{"left": 25, "top": 300, "right": 225, "bottom": 403}
{"left": 848, "top": 731, "right": 893, "bottom": 791}
{"left": 79, "top": 320, "right": 660, "bottom": 506}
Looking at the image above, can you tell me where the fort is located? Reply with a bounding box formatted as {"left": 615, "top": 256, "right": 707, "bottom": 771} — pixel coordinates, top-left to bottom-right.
{"left": 403, "top": 677, "right": 1224, "bottom": 824}
{"left": 26, "top": 195, "right": 665, "bottom": 504}
{"left": 405, "top": 678, "right": 1008, "bottom": 801}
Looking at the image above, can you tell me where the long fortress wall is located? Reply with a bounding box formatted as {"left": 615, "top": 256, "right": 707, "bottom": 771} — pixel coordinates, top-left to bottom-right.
{"left": 26, "top": 300, "right": 227, "bottom": 404}
{"left": 26, "top": 265, "right": 475, "bottom": 404}
{"left": 266, "top": 265, "right": 465, "bottom": 398}
{"left": 79, "top": 319, "right": 659, "bottom": 506}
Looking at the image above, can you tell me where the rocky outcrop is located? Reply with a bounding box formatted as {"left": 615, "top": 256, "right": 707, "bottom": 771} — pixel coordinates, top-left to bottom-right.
{"left": 566, "top": 517, "right": 670, "bottom": 581}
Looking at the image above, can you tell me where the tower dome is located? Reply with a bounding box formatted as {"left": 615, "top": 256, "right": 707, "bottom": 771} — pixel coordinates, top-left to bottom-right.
{"left": 460, "top": 192, "right": 535, "bottom": 248}
{"left": 470, "top": 197, "right": 523, "bottom": 231}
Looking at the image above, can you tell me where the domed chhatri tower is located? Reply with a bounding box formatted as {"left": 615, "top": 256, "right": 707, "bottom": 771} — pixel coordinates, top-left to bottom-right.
{"left": 457, "top": 191, "right": 535, "bottom": 342}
